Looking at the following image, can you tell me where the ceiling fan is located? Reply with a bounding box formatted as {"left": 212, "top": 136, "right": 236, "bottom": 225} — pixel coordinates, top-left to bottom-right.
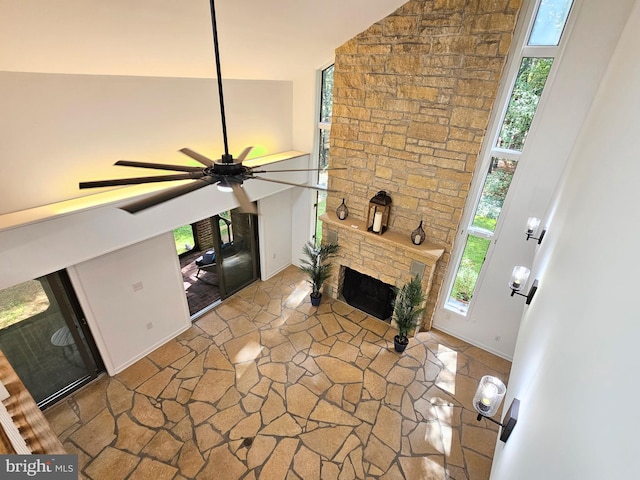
{"left": 79, "top": 0, "right": 342, "bottom": 215}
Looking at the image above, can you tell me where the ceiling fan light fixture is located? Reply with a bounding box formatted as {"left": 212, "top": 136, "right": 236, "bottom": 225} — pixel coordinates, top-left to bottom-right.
{"left": 217, "top": 180, "right": 233, "bottom": 193}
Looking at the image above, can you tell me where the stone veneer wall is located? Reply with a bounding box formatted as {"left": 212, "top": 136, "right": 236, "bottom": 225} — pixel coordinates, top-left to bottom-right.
{"left": 326, "top": 0, "right": 522, "bottom": 327}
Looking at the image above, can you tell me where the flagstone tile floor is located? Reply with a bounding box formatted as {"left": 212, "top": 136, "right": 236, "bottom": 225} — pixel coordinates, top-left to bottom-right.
{"left": 44, "top": 266, "right": 511, "bottom": 480}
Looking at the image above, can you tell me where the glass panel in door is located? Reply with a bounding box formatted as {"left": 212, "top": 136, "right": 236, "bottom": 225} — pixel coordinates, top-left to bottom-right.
{"left": 0, "top": 271, "right": 103, "bottom": 408}
{"left": 217, "top": 209, "right": 260, "bottom": 297}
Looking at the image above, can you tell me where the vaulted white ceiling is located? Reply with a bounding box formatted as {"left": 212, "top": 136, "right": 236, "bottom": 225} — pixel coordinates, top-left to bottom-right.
{"left": 0, "top": 0, "right": 407, "bottom": 80}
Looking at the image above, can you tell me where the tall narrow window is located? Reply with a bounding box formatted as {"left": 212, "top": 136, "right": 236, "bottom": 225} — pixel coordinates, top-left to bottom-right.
{"left": 445, "top": 0, "right": 573, "bottom": 314}
{"left": 315, "top": 64, "right": 334, "bottom": 245}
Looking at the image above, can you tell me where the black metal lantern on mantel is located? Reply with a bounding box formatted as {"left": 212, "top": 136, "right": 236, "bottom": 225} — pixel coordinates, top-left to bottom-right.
{"left": 366, "top": 191, "right": 392, "bottom": 234}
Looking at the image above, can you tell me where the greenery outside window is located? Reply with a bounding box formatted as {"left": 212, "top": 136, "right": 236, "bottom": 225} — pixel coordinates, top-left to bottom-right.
{"left": 445, "top": 0, "right": 573, "bottom": 314}
{"left": 315, "top": 64, "right": 334, "bottom": 246}
{"left": 173, "top": 225, "right": 196, "bottom": 255}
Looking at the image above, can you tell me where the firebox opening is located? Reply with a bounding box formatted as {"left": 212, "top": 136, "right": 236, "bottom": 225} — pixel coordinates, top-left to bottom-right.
{"left": 339, "top": 266, "right": 396, "bottom": 322}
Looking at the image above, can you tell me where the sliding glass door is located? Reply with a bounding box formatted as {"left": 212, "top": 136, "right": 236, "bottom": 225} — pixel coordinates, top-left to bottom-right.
{"left": 215, "top": 209, "right": 260, "bottom": 297}
{"left": 0, "top": 271, "right": 104, "bottom": 408}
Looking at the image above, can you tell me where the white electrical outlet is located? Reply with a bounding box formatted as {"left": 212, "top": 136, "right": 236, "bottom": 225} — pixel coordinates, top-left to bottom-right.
{"left": 494, "top": 335, "right": 501, "bottom": 342}
{"left": 132, "top": 281, "right": 143, "bottom": 292}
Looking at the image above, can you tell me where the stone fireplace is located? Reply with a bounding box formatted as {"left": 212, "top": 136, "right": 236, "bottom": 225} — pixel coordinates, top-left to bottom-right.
{"left": 324, "top": 0, "right": 521, "bottom": 327}
{"left": 322, "top": 212, "right": 444, "bottom": 330}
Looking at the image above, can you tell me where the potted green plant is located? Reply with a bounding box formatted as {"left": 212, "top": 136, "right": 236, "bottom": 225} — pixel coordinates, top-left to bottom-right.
{"left": 392, "top": 274, "right": 425, "bottom": 352}
{"left": 299, "top": 240, "right": 340, "bottom": 306}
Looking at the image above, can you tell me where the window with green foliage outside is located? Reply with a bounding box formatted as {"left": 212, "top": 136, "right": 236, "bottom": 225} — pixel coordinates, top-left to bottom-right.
{"left": 315, "top": 64, "right": 334, "bottom": 246}
{"left": 173, "top": 225, "right": 196, "bottom": 255}
{"left": 497, "top": 57, "right": 553, "bottom": 151}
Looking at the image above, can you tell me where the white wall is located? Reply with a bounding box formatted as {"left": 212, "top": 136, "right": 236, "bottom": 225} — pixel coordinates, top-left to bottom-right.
{"left": 68, "top": 233, "right": 190, "bottom": 374}
{"left": 0, "top": 72, "right": 292, "bottom": 214}
{"left": 432, "top": 0, "right": 635, "bottom": 359}
{"left": 490, "top": 1, "right": 640, "bottom": 477}
{"left": 259, "top": 189, "right": 293, "bottom": 279}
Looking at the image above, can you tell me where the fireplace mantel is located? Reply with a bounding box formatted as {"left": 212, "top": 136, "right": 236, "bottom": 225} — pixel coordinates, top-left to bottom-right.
{"left": 320, "top": 213, "right": 444, "bottom": 262}
{"left": 320, "top": 212, "right": 445, "bottom": 330}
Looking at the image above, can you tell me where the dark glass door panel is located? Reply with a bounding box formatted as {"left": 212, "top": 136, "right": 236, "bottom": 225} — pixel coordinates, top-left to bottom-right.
{"left": 0, "top": 271, "right": 104, "bottom": 408}
{"left": 215, "top": 209, "right": 260, "bottom": 298}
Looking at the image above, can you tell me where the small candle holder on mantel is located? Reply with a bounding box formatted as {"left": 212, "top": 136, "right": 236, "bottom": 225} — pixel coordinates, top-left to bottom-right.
{"left": 411, "top": 220, "right": 426, "bottom": 245}
{"left": 336, "top": 198, "right": 349, "bottom": 221}
{"left": 366, "top": 191, "right": 392, "bottom": 235}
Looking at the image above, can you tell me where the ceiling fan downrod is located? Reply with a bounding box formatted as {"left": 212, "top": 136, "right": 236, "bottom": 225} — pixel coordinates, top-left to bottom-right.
{"left": 209, "top": 0, "right": 232, "bottom": 163}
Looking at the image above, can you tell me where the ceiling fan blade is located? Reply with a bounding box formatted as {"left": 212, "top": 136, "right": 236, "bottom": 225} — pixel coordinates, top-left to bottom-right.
{"left": 251, "top": 167, "right": 347, "bottom": 174}
{"left": 236, "top": 146, "right": 253, "bottom": 162}
{"left": 252, "top": 175, "right": 338, "bottom": 192}
{"left": 79, "top": 172, "right": 205, "bottom": 189}
{"left": 179, "top": 148, "right": 215, "bottom": 167}
{"left": 120, "top": 179, "right": 211, "bottom": 214}
{"left": 115, "top": 160, "right": 203, "bottom": 172}
{"left": 230, "top": 182, "right": 258, "bottom": 215}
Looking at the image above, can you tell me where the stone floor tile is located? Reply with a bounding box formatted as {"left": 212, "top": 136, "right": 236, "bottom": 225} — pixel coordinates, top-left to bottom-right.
{"left": 63, "top": 440, "right": 92, "bottom": 474}
{"left": 195, "top": 312, "right": 228, "bottom": 337}
{"left": 258, "top": 438, "right": 298, "bottom": 480}
{"left": 46, "top": 401, "right": 80, "bottom": 436}
{"left": 285, "top": 384, "right": 318, "bottom": 419}
{"left": 210, "top": 404, "right": 246, "bottom": 434}
{"left": 171, "top": 351, "right": 196, "bottom": 372}
{"left": 247, "top": 435, "right": 277, "bottom": 469}
{"left": 372, "top": 405, "right": 403, "bottom": 451}
{"left": 84, "top": 447, "right": 139, "bottom": 480}
{"left": 258, "top": 362, "right": 288, "bottom": 383}
{"left": 141, "top": 429, "right": 183, "bottom": 463}
{"left": 363, "top": 435, "right": 396, "bottom": 472}
{"left": 114, "top": 413, "right": 156, "bottom": 454}
{"left": 188, "top": 401, "right": 217, "bottom": 425}
{"left": 321, "top": 461, "right": 340, "bottom": 479}
{"left": 197, "top": 445, "right": 245, "bottom": 480}
{"left": 178, "top": 439, "right": 206, "bottom": 478}
{"left": 131, "top": 393, "right": 166, "bottom": 428}
{"left": 176, "top": 352, "right": 205, "bottom": 379}
{"left": 363, "top": 369, "right": 387, "bottom": 400}
{"left": 462, "top": 422, "right": 499, "bottom": 458}
{"left": 293, "top": 445, "right": 320, "bottom": 479}
{"left": 408, "top": 421, "right": 445, "bottom": 455}
{"left": 73, "top": 376, "right": 109, "bottom": 423}
{"left": 241, "top": 393, "right": 264, "bottom": 413}
{"left": 298, "top": 371, "right": 332, "bottom": 396}
{"left": 147, "top": 340, "right": 191, "bottom": 369}
{"left": 187, "top": 334, "right": 213, "bottom": 354}
{"left": 137, "top": 367, "right": 177, "bottom": 398}
{"left": 260, "top": 413, "right": 303, "bottom": 437}
{"left": 69, "top": 408, "right": 115, "bottom": 457}
{"left": 236, "top": 361, "right": 260, "bottom": 394}
{"left": 128, "top": 457, "right": 178, "bottom": 480}
{"left": 218, "top": 386, "right": 243, "bottom": 410}
{"left": 107, "top": 378, "right": 134, "bottom": 416}
{"left": 195, "top": 423, "right": 223, "bottom": 452}
{"left": 288, "top": 331, "right": 313, "bottom": 351}
{"left": 299, "top": 425, "right": 352, "bottom": 459}
{"left": 329, "top": 341, "right": 360, "bottom": 363}
{"left": 387, "top": 365, "right": 417, "bottom": 386}
{"left": 464, "top": 449, "right": 493, "bottom": 480}
{"left": 162, "top": 399, "right": 187, "bottom": 423}
{"left": 191, "top": 369, "right": 235, "bottom": 403}
{"left": 315, "top": 356, "right": 362, "bottom": 383}
{"left": 116, "top": 358, "right": 159, "bottom": 390}
{"left": 310, "top": 400, "right": 361, "bottom": 426}
{"left": 401, "top": 454, "right": 448, "bottom": 478}
{"left": 172, "top": 416, "right": 195, "bottom": 442}
{"left": 333, "top": 434, "right": 361, "bottom": 463}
